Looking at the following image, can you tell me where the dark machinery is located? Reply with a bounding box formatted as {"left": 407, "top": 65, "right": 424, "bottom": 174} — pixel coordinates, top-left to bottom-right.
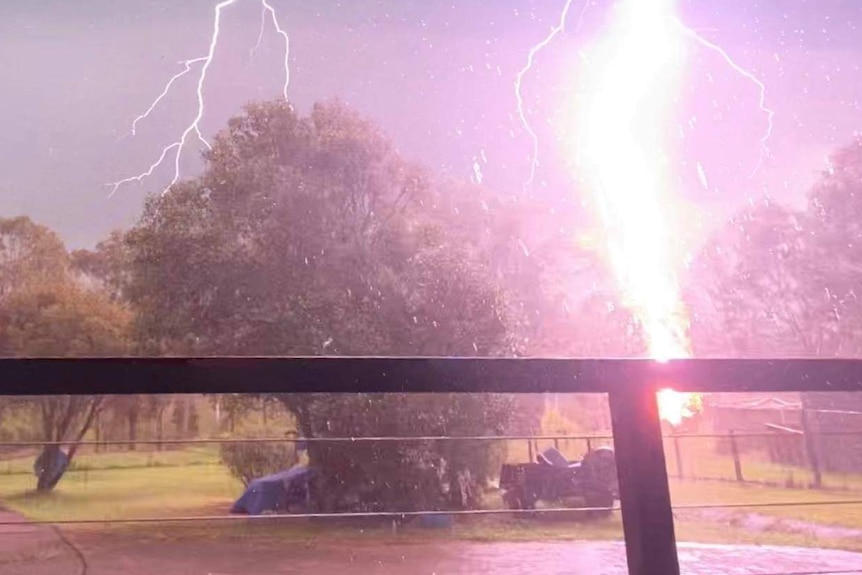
{"left": 499, "top": 446, "right": 619, "bottom": 515}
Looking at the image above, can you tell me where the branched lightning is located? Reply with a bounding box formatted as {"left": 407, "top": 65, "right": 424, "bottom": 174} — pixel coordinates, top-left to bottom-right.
{"left": 262, "top": 0, "right": 291, "bottom": 100}
{"left": 130, "top": 58, "right": 208, "bottom": 137}
{"left": 109, "top": 0, "right": 290, "bottom": 198}
{"left": 674, "top": 19, "right": 774, "bottom": 176}
{"left": 249, "top": 4, "right": 268, "bottom": 59}
{"left": 514, "top": 0, "right": 591, "bottom": 191}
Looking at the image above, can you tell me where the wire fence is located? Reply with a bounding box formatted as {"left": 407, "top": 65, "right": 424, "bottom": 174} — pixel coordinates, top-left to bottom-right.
{"left": 1, "top": 430, "right": 859, "bottom": 488}
{"left": 3, "top": 429, "right": 862, "bottom": 575}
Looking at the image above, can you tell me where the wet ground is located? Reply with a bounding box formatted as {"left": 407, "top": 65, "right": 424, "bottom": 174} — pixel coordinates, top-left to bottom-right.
{"left": 4, "top": 526, "right": 862, "bottom": 575}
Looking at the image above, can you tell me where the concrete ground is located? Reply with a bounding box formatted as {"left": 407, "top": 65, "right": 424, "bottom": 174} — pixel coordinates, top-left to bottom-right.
{"left": 2, "top": 516, "right": 862, "bottom": 575}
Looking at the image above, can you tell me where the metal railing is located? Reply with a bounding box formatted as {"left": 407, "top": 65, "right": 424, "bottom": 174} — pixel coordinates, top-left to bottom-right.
{"left": 3, "top": 356, "right": 862, "bottom": 575}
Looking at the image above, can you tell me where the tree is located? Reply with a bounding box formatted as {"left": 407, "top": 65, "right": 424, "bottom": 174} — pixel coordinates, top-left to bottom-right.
{"left": 125, "top": 100, "right": 516, "bottom": 510}
{"left": 71, "top": 230, "right": 131, "bottom": 302}
{"left": 806, "top": 137, "right": 862, "bottom": 356}
{"left": 685, "top": 201, "right": 837, "bottom": 357}
{"left": 0, "top": 216, "right": 133, "bottom": 490}
{"left": 686, "top": 139, "right": 862, "bottom": 358}
{"left": 0, "top": 282, "right": 132, "bottom": 489}
{"left": 0, "top": 216, "right": 68, "bottom": 299}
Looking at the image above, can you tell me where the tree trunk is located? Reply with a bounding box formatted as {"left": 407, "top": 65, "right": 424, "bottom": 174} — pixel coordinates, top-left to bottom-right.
{"left": 36, "top": 398, "right": 103, "bottom": 491}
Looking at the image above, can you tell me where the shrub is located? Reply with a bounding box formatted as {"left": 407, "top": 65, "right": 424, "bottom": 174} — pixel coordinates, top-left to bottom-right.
{"left": 219, "top": 436, "right": 298, "bottom": 486}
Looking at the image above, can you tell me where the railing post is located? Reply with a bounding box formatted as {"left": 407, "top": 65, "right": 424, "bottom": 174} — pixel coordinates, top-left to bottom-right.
{"left": 609, "top": 387, "right": 680, "bottom": 575}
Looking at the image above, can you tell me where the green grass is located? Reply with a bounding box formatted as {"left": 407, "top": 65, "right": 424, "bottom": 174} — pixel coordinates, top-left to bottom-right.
{"left": 4, "top": 447, "right": 862, "bottom": 553}
{"left": 0, "top": 454, "right": 239, "bottom": 522}
{"left": 669, "top": 477, "right": 862, "bottom": 529}
{"left": 0, "top": 446, "right": 221, "bottom": 476}
{"left": 665, "top": 437, "right": 862, "bottom": 490}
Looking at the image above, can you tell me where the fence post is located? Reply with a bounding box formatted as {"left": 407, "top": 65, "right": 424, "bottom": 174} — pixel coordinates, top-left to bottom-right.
{"left": 527, "top": 439, "right": 533, "bottom": 463}
{"left": 800, "top": 409, "right": 822, "bottom": 488}
{"left": 609, "top": 387, "right": 680, "bottom": 575}
{"left": 586, "top": 437, "right": 593, "bottom": 453}
{"left": 672, "top": 428, "right": 683, "bottom": 479}
{"left": 729, "top": 430, "right": 744, "bottom": 483}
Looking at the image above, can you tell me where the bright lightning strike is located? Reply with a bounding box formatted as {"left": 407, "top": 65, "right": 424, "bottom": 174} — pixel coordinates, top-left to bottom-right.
{"left": 574, "top": 0, "right": 693, "bottom": 424}
{"left": 514, "top": 0, "right": 591, "bottom": 191}
{"left": 539, "top": 0, "right": 776, "bottom": 424}
{"left": 109, "top": 0, "right": 291, "bottom": 198}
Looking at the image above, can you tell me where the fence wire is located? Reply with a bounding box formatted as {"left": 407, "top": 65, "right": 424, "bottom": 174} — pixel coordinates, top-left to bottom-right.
{"left": 4, "top": 429, "right": 862, "bottom": 447}
{"left": 3, "top": 498, "right": 862, "bottom": 526}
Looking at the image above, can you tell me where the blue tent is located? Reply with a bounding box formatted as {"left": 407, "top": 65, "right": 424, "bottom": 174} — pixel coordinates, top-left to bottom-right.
{"left": 231, "top": 466, "right": 315, "bottom": 515}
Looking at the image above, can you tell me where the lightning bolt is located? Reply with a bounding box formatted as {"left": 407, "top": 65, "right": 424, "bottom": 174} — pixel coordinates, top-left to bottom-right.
{"left": 514, "top": 0, "right": 591, "bottom": 191}
{"left": 249, "top": 3, "right": 268, "bottom": 59}
{"left": 109, "top": 0, "right": 291, "bottom": 198}
{"left": 674, "top": 19, "right": 775, "bottom": 176}
{"left": 262, "top": 0, "right": 291, "bottom": 100}
{"left": 532, "top": 0, "right": 777, "bottom": 423}
{"left": 129, "top": 58, "right": 207, "bottom": 137}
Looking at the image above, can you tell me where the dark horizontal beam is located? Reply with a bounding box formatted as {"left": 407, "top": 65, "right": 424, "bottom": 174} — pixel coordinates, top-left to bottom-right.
{"left": 2, "top": 357, "right": 862, "bottom": 396}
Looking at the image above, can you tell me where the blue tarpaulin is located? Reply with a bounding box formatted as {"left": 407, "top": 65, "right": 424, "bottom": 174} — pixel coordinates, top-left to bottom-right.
{"left": 230, "top": 466, "right": 315, "bottom": 515}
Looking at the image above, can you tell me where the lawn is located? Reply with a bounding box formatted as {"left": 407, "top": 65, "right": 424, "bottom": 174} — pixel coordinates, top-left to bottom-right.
{"left": 3, "top": 447, "right": 862, "bottom": 552}
{"left": 0, "top": 449, "right": 239, "bottom": 522}
{"left": 664, "top": 436, "right": 862, "bottom": 490}
{"left": 0, "top": 446, "right": 221, "bottom": 476}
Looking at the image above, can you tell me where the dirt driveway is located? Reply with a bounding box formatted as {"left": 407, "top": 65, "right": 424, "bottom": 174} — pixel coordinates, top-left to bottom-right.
{"left": 4, "top": 530, "right": 862, "bottom": 575}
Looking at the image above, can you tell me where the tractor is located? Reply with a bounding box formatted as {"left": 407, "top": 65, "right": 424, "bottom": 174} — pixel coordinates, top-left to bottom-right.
{"left": 499, "top": 446, "right": 619, "bottom": 517}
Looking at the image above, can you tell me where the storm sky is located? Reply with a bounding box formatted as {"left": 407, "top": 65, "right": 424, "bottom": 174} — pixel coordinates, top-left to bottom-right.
{"left": 1, "top": 0, "right": 860, "bottom": 248}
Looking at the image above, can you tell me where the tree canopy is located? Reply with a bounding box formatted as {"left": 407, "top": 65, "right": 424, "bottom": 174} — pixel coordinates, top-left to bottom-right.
{"left": 123, "top": 100, "right": 518, "bottom": 510}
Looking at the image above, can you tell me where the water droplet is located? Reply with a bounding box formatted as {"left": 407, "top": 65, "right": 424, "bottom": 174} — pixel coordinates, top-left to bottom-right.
{"left": 696, "top": 162, "right": 709, "bottom": 189}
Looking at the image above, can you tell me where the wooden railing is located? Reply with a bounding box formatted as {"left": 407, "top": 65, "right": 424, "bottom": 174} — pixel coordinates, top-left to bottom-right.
{"left": 3, "top": 357, "right": 862, "bottom": 575}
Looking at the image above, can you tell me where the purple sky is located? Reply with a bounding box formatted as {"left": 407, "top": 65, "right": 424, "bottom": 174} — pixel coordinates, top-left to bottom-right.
{"left": 1, "top": 0, "right": 860, "bottom": 248}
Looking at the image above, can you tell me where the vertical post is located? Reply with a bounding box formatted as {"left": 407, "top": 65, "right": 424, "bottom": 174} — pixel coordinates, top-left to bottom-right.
{"left": 554, "top": 437, "right": 560, "bottom": 450}
{"left": 800, "top": 409, "right": 822, "bottom": 488}
{"left": 586, "top": 437, "right": 593, "bottom": 453}
{"left": 94, "top": 412, "right": 102, "bottom": 453}
{"left": 609, "top": 387, "right": 680, "bottom": 575}
{"left": 527, "top": 439, "right": 534, "bottom": 463}
{"left": 672, "top": 428, "right": 683, "bottom": 479}
{"left": 729, "top": 430, "right": 744, "bottom": 483}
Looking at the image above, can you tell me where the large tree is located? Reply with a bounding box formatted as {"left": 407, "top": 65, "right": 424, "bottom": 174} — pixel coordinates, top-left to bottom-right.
{"left": 685, "top": 201, "right": 838, "bottom": 357}
{"left": 125, "top": 100, "right": 517, "bottom": 510}
{"left": 806, "top": 137, "right": 862, "bottom": 355}
{"left": 0, "top": 217, "right": 133, "bottom": 490}
{"left": 686, "top": 139, "right": 862, "bottom": 358}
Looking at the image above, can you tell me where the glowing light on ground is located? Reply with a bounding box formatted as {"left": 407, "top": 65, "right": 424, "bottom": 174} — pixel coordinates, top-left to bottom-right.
{"left": 109, "top": 0, "right": 290, "bottom": 197}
